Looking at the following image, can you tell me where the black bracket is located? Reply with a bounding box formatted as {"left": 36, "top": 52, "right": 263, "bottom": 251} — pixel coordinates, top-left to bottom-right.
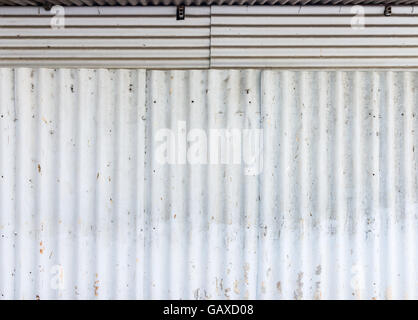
{"left": 384, "top": 6, "right": 392, "bottom": 16}
{"left": 42, "top": 1, "right": 53, "bottom": 11}
{"left": 177, "top": 6, "right": 185, "bottom": 20}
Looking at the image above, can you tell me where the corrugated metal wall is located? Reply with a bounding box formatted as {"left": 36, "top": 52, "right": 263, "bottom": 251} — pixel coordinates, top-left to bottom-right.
{"left": 0, "top": 68, "right": 417, "bottom": 300}
{"left": 1, "top": 0, "right": 418, "bottom": 6}
{"left": 0, "top": 6, "right": 211, "bottom": 68}
{"left": 3, "top": 6, "right": 418, "bottom": 68}
{"left": 210, "top": 6, "right": 418, "bottom": 68}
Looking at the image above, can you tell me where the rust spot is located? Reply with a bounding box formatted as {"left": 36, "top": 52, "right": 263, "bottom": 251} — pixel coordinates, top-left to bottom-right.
{"left": 224, "top": 288, "right": 230, "bottom": 299}
{"left": 94, "top": 273, "right": 99, "bottom": 296}
{"left": 94, "top": 281, "right": 99, "bottom": 297}
{"left": 233, "top": 280, "right": 239, "bottom": 295}
{"left": 36, "top": 295, "right": 40, "bottom": 300}
{"left": 276, "top": 281, "right": 282, "bottom": 294}
{"left": 37, "top": 164, "right": 41, "bottom": 174}
{"left": 174, "top": 214, "right": 176, "bottom": 219}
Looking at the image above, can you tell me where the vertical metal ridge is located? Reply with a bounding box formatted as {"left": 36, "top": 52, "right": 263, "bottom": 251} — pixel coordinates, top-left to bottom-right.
{"left": 403, "top": 71, "right": 417, "bottom": 300}
{"left": 76, "top": 68, "right": 96, "bottom": 299}
{"left": 242, "top": 69, "right": 260, "bottom": 300}
{"left": 299, "top": 70, "right": 313, "bottom": 300}
{"left": 187, "top": 69, "right": 208, "bottom": 300}
{"left": 334, "top": 70, "right": 346, "bottom": 299}
{"left": 0, "top": 68, "right": 16, "bottom": 300}
{"left": 206, "top": 69, "right": 223, "bottom": 299}
{"left": 259, "top": 70, "right": 276, "bottom": 299}
{"left": 384, "top": 70, "right": 397, "bottom": 299}
{"left": 370, "top": 70, "right": 381, "bottom": 300}
{"left": 316, "top": 70, "right": 331, "bottom": 299}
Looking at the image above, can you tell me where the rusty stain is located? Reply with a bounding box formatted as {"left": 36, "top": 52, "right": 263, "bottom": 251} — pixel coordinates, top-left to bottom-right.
{"left": 244, "top": 263, "right": 250, "bottom": 285}
{"left": 233, "top": 280, "right": 239, "bottom": 294}
{"left": 94, "top": 274, "right": 99, "bottom": 297}
{"left": 261, "top": 281, "right": 266, "bottom": 294}
{"left": 276, "top": 281, "right": 282, "bottom": 295}
{"left": 37, "top": 164, "right": 41, "bottom": 174}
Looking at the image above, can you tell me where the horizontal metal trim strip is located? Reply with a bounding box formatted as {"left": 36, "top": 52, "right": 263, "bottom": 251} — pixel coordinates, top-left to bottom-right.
{"left": 0, "top": 18, "right": 210, "bottom": 26}
{"left": 0, "top": 40, "right": 210, "bottom": 47}
{"left": 0, "top": 29, "right": 210, "bottom": 36}
{"left": 210, "top": 65, "right": 418, "bottom": 68}
{"left": 0, "top": 6, "right": 211, "bottom": 15}
{"left": 210, "top": 18, "right": 418, "bottom": 25}
{"left": 0, "top": 56, "right": 209, "bottom": 60}
{"left": 0, "top": 52, "right": 209, "bottom": 58}
{"left": 212, "top": 55, "right": 418, "bottom": 58}
{"left": 0, "top": 14, "right": 211, "bottom": 18}
{"left": 0, "top": 25, "right": 209, "bottom": 28}
{"left": 211, "top": 57, "right": 418, "bottom": 66}
{"left": 211, "top": 34, "right": 418, "bottom": 37}
{"left": 210, "top": 37, "right": 418, "bottom": 45}
{"left": 0, "top": 46, "right": 210, "bottom": 49}
{"left": 211, "top": 48, "right": 418, "bottom": 56}
{"left": 210, "top": 14, "right": 418, "bottom": 17}
{"left": 211, "top": 24, "right": 418, "bottom": 27}
{"left": 210, "top": 5, "right": 417, "bottom": 14}
{"left": 0, "top": 60, "right": 209, "bottom": 67}
{"left": 212, "top": 45, "right": 418, "bottom": 48}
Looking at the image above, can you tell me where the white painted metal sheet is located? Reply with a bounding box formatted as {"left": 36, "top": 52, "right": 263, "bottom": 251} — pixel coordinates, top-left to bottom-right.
{"left": 0, "top": 68, "right": 417, "bottom": 300}
{"left": 0, "top": 0, "right": 417, "bottom": 6}
{"left": 0, "top": 7, "right": 210, "bottom": 69}
{"left": 2, "top": 6, "right": 418, "bottom": 68}
{"left": 210, "top": 6, "right": 418, "bottom": 68}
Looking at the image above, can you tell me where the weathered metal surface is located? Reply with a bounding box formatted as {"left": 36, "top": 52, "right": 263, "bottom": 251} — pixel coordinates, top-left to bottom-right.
{"left": 211, "top": 6, "right": 418, "bottom": 68}
{"left": 0, "top": 0, "right": 418, "bottom": 6}
{"left": 0, "top": 68, "right": 417, "bottom": 299}
{"left": 0, "top": 7, "right": 211, "bottom": 69}
{"left": 2, "top": 6, "right": 418, "bottom": 68}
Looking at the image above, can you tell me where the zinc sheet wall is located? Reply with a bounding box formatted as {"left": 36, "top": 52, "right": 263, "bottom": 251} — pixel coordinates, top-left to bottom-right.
{"left": 3, "top": 6, "right": 418, "bottom": 69}
{"left": 210, "top": 6, "right": 418, "bottom": 68}
{"left": 1, "top": 0, "right": 418, "bottom": 6}
{"left": 0, "top": 6, "right": 211, "bottom": 68}
{"left": 0, "top": 68, "right": 417, "bottom": 300}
